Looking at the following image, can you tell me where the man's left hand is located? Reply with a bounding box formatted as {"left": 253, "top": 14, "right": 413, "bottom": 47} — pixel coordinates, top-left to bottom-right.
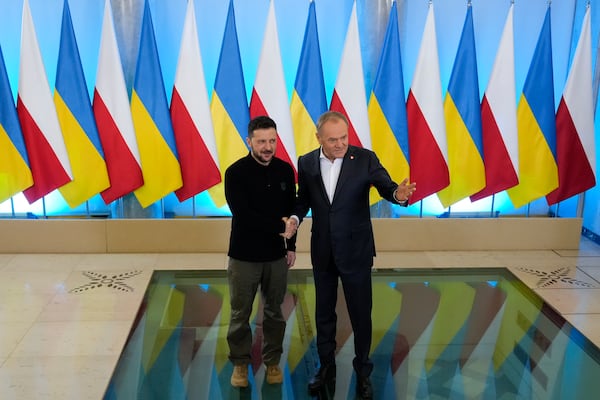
{"left": 395, "top": 178, "right": 416, "bottom": 202}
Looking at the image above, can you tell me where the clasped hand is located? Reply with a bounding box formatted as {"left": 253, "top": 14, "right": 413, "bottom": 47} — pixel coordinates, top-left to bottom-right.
{"left": 281, "top": 217, "right": 297, "bottom": 239}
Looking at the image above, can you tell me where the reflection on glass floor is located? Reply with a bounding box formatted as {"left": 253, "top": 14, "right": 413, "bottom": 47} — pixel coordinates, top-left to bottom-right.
{"left": 103, "top": 268, "right": 600, "bottom": 399}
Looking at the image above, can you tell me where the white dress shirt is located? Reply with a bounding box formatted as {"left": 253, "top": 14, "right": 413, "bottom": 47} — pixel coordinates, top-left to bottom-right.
{"left": 319, "top": 148, "right": 343, "bottom": 203}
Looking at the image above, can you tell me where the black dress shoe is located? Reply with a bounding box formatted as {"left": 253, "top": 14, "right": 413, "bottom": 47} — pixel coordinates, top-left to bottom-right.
{"left": 356, "top": 376, "right": 373, "bottom": 400}
{"left": 308, "top": 364, "right": 336, "bottom": 396}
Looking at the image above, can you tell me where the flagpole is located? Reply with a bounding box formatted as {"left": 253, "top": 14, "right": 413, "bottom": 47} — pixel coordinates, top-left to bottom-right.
{"left": 10, "top": 198, "right": 15, "bottom": 218}
{"left": 490, "top": 194, "right": 496, "bottom": 218}
{"left": 42, "top": 197, "right": 47, "bottom": 219}
{"left": 192, "top": 195, "right": 196, "bottom": 218}
{"left": 115, "top": 198, "right": 123, "bottom": 219}
{"left": 577, "top": 193, "right": 585, "bottom": 218}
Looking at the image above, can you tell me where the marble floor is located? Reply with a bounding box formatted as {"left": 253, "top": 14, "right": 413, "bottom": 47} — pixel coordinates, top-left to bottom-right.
{"left": 1, "top": 236, "right": 600, "bottom": 399}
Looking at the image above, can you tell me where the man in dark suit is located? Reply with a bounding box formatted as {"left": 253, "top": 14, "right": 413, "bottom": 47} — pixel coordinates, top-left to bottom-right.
{"left": 285, "top": 111, "right": 416, "bottom": 399}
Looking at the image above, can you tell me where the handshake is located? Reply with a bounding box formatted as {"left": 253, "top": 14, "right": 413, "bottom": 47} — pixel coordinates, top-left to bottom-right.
{"left": 280, "top": 217, "right": 298, "bottom": 239}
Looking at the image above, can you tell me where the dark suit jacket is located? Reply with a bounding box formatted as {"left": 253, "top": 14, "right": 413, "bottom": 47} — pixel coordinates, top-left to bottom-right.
{"left": 294, "top": 146, "right": 401, "bottom": 274}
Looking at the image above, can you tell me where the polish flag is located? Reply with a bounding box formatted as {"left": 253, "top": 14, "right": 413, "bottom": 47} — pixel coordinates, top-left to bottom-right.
{"left": 249, "top": 0, "right": 297, "bottom": 174}
{"left": 406, "top": 3, "right": 449, "bottom": 203}
{"left": 471, "top": 4, "right": 519, "bottom": 201}
{"left": 329, "top": 1, "right": 371, "bottom": 149}
{"left": 17, "top": 0, "right": 72, "bottom": 204}
{"left": 93, "top": 0, "right": 144, "bottom": 204}
{"left": 546, "top": 7, "right": 596, "bottom": 204}
{"left": 171, "top": 0, "right": 221, "bottom": 201}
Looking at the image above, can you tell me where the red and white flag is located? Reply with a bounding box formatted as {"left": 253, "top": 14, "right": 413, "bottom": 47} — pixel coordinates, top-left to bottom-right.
{"left": 93, "top": 0, "right": 144, "bottom": 204}
{"left": 17, "top": 0, "right": 72, "bottom": 204}
{"left": 546, "top": 7, "right": 596, "bottom": 204}
{"left": 406, "top": 3, "right": 449, "bottom": 203}
{"left": 471, "top": 4, "right": 519, "bottom": 201}
{"left": 249, "top": 0, "right": 297, "bottom": 174}
{"left": 329, "top": 1, "right": 371, "bottom": 149}
{"left": 171, "top": 0, "right": 221, "bottom": 201}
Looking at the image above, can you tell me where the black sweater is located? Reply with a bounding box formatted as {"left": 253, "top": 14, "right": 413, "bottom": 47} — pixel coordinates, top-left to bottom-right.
{"left": 225, "top": 153, "right": 296, "bottom": 262}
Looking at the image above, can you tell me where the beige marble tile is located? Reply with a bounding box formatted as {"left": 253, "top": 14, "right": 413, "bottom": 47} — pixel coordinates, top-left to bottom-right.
{"left": 557, "top": 237, "right": 600, "bottom": 256}
{"left": 74, "top": 253, "right": 159, "bottom": 271}
{"left": 0, "top": 355, "right": 116, "bottom": 400}
{"left": 534, "top": 288, "right": 600, "bottom": 314}
{"left": 154, "top": 252, "right": 227, "bottom": 269}
{"left": 493, "top": 250, "right": 572, "bottom": 269}
{"left": 0, "top": 254, "right": 15, "bottom": 270}
{"left": 374, "top": 251, "right": 437, "bottom": 268}
{"left": 0, "top": 269, "right": 72, "bottom": 295}
{"left": 0, "top": 322, "right": 31, "bottom": 358}
{"left": 0, "top": 293, "right": 55, "bottom": 323}
{"left": 12, "top": 321, "right": 132, "bottom": 357}
{"left": 37, "top": 291, "right": 144, "bottom": 323}
{"left": 424, "top": 250, "right": 506, "bottom": 268}
{"left": 2, "top": 254, "right": 84, "bottom": 272}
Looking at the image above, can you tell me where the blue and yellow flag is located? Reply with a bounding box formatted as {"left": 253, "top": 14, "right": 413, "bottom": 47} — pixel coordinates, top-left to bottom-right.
{"left": 131, "top": 0, "right": 183, "bottom": 208}
{"left": 55, "top": 0, "right": 110, "bottom": 208}
{"left": 290, "top": 1, "right": 327, "bottom": 159}
{"left": 438, "top": 5, "right": 485, "bottom": 207}
{"left": 507, "top": 7, "right": 558, "bottom": 208}
{"left": 368, "top": 1, "right": 410, "bottom": 205}
{"left": 208, "top": 0, "right": 250, "bottom": 208}
{"left": 0, "top": 44, "right": 32, "bottom": 203}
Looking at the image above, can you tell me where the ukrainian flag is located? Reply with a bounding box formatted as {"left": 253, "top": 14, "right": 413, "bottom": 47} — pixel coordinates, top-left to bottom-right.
{"left": 0, "top": 44, "right": 32, "bottom": 203}
{"left": 507, "top": 8, "right": 558, "bottom": 208}
{"left": 55, "top": 0, "right": 109, "bottom": 208}
{"left": 438, "top": 5, "right": 485, "bottom": 208}
{"left": 131, "top": 0, "right": 183, "bottom": 208}
{"left": 290, "top": 1, "right": 327, "bottom": 159}
{"left": 208, "top": 0, "right": 250, "bottom": 208}
{"left": 368, "top": 1, "right": 410, "bottom": 205}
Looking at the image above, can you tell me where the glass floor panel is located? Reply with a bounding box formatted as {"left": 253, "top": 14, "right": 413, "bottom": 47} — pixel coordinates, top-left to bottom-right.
{"left": 104, "top": 268, "right": 600, "bottom": 399}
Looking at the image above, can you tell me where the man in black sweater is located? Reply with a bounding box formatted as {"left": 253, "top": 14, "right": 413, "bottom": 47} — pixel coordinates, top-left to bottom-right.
{"left": 225, "top": 115, "right": 296, "bottom": 388}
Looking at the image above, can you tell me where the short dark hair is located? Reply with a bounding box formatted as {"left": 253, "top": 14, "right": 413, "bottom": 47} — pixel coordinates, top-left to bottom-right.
{"left": 247, "top": 115, "right": 277, "bottom": 138}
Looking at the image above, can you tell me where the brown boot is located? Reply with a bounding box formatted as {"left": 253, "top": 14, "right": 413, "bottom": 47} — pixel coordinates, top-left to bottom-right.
{"left": 231, "top": 364, "right": 249, "bottom": 387}
{"left": 265, "top": 364, "right": 283, "bottom": 384}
